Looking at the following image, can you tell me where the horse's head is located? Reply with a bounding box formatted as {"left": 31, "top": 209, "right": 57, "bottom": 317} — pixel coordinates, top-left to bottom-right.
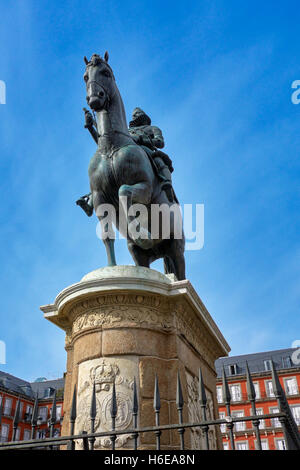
{"left": 83, "top": 52, "right": 115, "bottom": 111}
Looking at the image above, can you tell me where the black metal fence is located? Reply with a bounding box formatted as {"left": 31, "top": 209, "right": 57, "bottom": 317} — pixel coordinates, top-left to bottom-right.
{"left": 0, "top": 360, "right": 299, "bottom": 451}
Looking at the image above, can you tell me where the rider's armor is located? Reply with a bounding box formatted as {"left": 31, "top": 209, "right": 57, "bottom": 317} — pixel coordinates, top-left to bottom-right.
{"left": 76, "top": 108, "right": 176, "bottom": 216}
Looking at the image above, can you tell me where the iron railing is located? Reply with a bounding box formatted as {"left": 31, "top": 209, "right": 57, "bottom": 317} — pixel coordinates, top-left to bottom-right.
{"left": 0, "top": 360, "right": 299, "bottom": 451}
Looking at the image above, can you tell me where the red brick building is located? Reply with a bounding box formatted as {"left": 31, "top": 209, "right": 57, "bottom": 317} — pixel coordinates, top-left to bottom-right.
{"left": 215, "top": 348, "right": 300, "bottom": 450}
{"left": 0, "top": 372, "right": 64, "bottom": 442}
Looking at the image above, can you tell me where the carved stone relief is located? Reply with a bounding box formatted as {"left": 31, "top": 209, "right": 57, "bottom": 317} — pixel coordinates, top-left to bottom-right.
{"left": 186, "top": 371, "right": 217, "bottom": 450}
{"left": 75, "top": 357, "right": 138, "bottom": 449}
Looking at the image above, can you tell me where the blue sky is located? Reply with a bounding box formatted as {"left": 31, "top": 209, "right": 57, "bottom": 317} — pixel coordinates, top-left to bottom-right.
{"left": 0, "top": 0, "right": 299, "bottom": 381}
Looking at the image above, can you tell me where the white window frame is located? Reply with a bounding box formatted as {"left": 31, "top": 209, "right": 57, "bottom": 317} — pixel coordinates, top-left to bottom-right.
{"left": 232, "top": 410, "right": 246, "bottom": 432}
{"left": 3, "top": 397, "right": 12, "bottom": 416}
{"left": 253, "top": 382, "right": 260, "bottom": 399}
{"left": 284, "top": 377, "right": 298, "bottom": 396}
{"left": 255, "top": 439, "right": 269, "bottom": 450}
{"left": 0, "top": 423, "right": 9, "bottom": 442}
{"left": 265, "top": 380, "right": 274, "bottom": 398}
{"left": 229, "top": 383, "right": 242, "bottom": 402}
{"left": 256, "top": 408, "right": 265, "bottom": 429}
{"left": 291, "top": 405, "right": 300, "bottom": 426}
{"left": 216, "top": 386, "right": 223, "bottom": 403}
{"left": 223, "top": 441, "right": 230, "bottom": 450}
{"left": 38, "top": 406, "right": 48, "bottom": 423}
{"left": 264, "top": 360, "right": 272, "bottom": 371}
{"left": 50, "top": 404, "right": 62, "bottom": 422}
{"left": 219, "top": 412, "right": 226, "bottom": 433}
{"left": 275, "top": 438, "right": 287, "bottom": 450}
{"left": 270, "top": 407, "right": 281, "bottom": 428}
{"left": 23, "top": 429, "right": 31, "bottom": 441}
{"left": 236, "top": 441, "right": 249, "bottom": 450}
{"left": 228, "top": 364, "right": 238, "bottom": 375}
{"left": 282, "top": 357, "right": 292, "bottom": 368}
{"left": 15, "top": 427, "right": 21, "bottom": 441}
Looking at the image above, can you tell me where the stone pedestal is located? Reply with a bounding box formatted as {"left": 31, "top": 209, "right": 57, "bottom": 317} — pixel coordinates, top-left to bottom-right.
{"left": 41, "top": 266, "right": 230, "bottom": 450}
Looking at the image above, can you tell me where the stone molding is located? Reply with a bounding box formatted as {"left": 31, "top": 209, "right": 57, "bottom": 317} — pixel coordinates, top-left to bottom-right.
{"left": 40, "top": 266, "right": 230, "bottom": 358}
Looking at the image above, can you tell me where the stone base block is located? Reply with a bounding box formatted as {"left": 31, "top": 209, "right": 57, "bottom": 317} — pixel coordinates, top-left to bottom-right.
{"left": 41, "top": 266, "right": 230, "bottom": 450}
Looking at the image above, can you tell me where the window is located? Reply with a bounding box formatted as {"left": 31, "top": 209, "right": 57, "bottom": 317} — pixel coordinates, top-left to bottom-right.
{"left": 291, "top": 405, "right": 300, "bottom": 426}
{"left": 275, "top": 439, "right": 286, "bottom": 450}
{"left": 23, "top": 429, "right": 31, "bottom": 441}
{"left": 38, "top": 406, "right": 48, "bottom": 423}
{"left": 18, "top": 402, "right": 23, "bottom": 419}
{"left": 236, "top": 441, "right": 248, "bottom": 450}
{"left": 253, "top": 382, "right": 260, "bottom": 399}
{"left": 284, "top": 377, "right": 298, "bottom": 396}
{"left": 255, "top": 439, "right": 269, "bottom": 450}
{"left": 256, "top": 408, "right": 265, "bottom": 429}
{"left": 282, "top": 357, "right": 292, "bottom": 368}
{"left": 50, "top": 405, "right": 62, "bottom": 422}
{"left": 229, "top": 384, "right": 242, "bottom": 402}
{"left": 223, "top": 442, "right": 230, "bottom": 450}
{"left": 270, "top": 407, "right": 281, "bottom": 428}
{"left": 3, "top": 397, "right": 12, "bottom": 416}
{"left": 15, "top": 427, "right": 21, "bottom": 441}
{"left": 232, "top": 410, "right": 246, "bottom": 431}
{"left": 228, "top": 364, "right": 238, "bottom": 375}
{"left": 216, "top": 386, "right": 223, "bottom": 403}
{"left": 37, "top": 429, "right": 47, "bottom": 439}
{"left": 265, "top": 380, "right": 274, "bottom": 397}
{"left": 219, "top": 412, "right": 226, "bottom": 433}
{"left": 0, "top": 424, "right": 9, "bottom": 442}
{"left": 264, "top": 360, "right": 272, "bottom": 371}
{"left": 25, "top": 404, "right": 33, "bottom": 421}
{"left": 56, "top": 405, "right": 62, "bottom": 421}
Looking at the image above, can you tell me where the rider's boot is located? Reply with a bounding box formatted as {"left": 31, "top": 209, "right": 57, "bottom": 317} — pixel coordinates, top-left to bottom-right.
{"left": 76, "top": 194, "right": 93, "bottom": 217}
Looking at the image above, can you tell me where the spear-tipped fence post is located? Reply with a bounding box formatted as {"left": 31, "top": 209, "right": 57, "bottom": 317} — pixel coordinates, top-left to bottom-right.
{"left": 245, "top": 361, "right": 262, "bottom": 450}
{"left": 12, "top": 399, "right": 21, "bottom": 441}
{"left": 49, "top": 390, "right": 57, "bottom": 436}
{"left": 49, "top": 390, "right": 57, "bottom": 450}
{"left": 89, "top": 381, "right": 96, "bottom": 450}
{"left": 222, "top": 366, "right": 235, "bottom": 450}
{"left": 153, "top": 375, "right": 161, "bottom": 450}
{"left": 132, "top": 377, "right": 139, "bottom": 450}
{"left": 68, "top": 385, "right": 77, "bottom": 450}
{"left": 0, "top": 395, "right": 3, "bottom": 439}
{"left": 31, "top": 393, "right": 38, "bottom": 440}
{"left": 176, "top": 372, "right": 185, "bottom": 450}
{"left": 270, "top": 360, "right": 298, "bottom": 450}
{"left": 199, "top": 368, "right": 209, "bottom": 450}
{"left": 81, "top": 431, "right": 89, "bottom": 451}
{"left": 110, "top": 382, "right": 117, "bottom": 450}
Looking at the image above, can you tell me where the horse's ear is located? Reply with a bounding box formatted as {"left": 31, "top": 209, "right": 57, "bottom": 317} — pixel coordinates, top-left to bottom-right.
{"left": 104, "top": 51, "right": 109, "bottom": 62}
{"left": 84, "top": 56, "right": 89, "bottom": 65}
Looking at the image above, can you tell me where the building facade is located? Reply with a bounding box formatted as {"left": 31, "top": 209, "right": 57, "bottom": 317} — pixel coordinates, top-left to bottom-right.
{"left": 0, "top": 371, "right": 64, "bottom": 443}
{"left": 215, "top": 348, "right": 300, "bottom": 450}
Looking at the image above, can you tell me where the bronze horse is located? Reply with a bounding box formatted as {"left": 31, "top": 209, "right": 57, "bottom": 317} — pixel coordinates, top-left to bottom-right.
{"left": 83, "top": 52, "right": 186, "bottom": 280}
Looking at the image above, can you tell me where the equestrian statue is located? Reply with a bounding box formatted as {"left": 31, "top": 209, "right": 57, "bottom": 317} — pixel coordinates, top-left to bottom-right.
{"left": 76, "top": 52, "right": 186, "bottom": 281}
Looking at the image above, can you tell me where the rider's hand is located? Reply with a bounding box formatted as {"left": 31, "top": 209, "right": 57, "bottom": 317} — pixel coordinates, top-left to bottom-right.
{"left": 83, "top": 108, "right": 94, "bottom": 128}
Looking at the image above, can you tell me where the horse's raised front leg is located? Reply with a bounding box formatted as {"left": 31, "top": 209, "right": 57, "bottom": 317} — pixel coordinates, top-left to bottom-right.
{"left": 119, "top": 182, "right": 154, "bottom": 250}
{"left": 93, "top": 192, "right": 117, "bottom": 266}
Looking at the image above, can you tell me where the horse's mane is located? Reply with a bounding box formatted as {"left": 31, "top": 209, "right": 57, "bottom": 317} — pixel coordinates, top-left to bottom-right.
{"left": 85, "top": 54, "right": 115, "bottom": 79}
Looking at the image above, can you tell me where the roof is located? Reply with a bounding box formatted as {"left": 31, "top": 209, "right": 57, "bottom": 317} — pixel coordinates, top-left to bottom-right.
{"left": 30, "top": 378, "right": 65, "bottom": 399}
{"left": 0, "top": 370, "right": 33, "bottom": 397}
{"left": 0, "top": 370, "right": 64, "bottom": 400}
{"left": 215, "top": 347, "right": 299, "bottom": 378}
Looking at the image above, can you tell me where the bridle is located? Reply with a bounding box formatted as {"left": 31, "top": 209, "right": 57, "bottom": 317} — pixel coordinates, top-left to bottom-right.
{"left": 86, "top": 78, "right": 116, "bottom": 111}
